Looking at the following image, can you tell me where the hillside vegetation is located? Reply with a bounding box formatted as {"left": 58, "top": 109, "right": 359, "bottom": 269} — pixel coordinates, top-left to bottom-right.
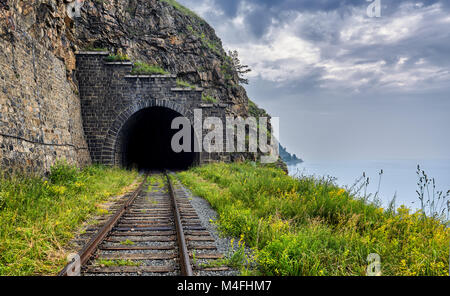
{"left": 177, "top": 162, "right": 449, "bottom": 276}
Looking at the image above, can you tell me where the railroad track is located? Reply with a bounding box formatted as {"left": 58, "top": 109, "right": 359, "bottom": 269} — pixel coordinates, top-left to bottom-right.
{"left": 59, "top": 171, "right": 229, "bottom": 276}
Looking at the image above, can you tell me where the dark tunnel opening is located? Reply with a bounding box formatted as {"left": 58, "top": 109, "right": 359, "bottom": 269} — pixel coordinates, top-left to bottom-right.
{"left": 119, "top": 107, "right": 197, "bottom": 171}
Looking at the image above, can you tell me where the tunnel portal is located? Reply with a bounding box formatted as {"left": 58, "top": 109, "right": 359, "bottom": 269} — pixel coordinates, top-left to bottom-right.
{"left": 119, "top": 107, "right": 196, "bottom": 171}
{"left": 76, "top": 52, "right": 228, "bottom": 168}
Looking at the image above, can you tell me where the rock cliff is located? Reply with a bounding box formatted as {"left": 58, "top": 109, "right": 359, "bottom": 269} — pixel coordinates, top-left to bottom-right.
{"left": 0, "top": 0, "right": 272, "bottom": 173}
{"left": 3, "top": 0, "right": 249, "bottom": 113}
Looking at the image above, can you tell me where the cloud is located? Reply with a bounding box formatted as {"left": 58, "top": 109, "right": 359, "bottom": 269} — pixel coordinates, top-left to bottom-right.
{"left": 178, "top": 0, "right": 450, "bottom": 94}
{"left": 237, "top": 28, "right": 322, "bottom": 82}
{"left": 173, "top": 0, "right": 450, "bottom": 163}
{"left": 177, "top": 0, "right": 450, "bottom": 161}
{"left": 210, "top": 0, "right": 450, "bottom": 17}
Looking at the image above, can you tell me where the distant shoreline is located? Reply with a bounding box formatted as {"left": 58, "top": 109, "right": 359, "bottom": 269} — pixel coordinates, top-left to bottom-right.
{"left": 286, "top": 159, "right": 304, "bottom": 165}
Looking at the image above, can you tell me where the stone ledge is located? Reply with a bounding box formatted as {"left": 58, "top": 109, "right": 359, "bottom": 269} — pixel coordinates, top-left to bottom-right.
{"left": 171, "top": 87, "right": 203, "bottom": 92}
{"left": 75, "top": 51, "right": 110, "bottom": 55}
{"left": 199, "top": 103, "right": 228, "bottom": 108}
{"left": 124, "top": 74, "right": 177, "bottom": 78}
{"left": 104, "top": 61, "right": 133, "bottom": 65}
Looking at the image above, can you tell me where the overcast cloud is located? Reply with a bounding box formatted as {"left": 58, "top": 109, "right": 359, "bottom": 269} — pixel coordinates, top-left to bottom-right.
{"left": 178, "top": 0, "right": 450, "bottom": 161}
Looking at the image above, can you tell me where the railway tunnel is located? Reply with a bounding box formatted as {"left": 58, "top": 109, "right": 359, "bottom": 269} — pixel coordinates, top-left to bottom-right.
{"left": 76, "top": 52, "right": 227, "bottom": 169}
{"left": 118, "top": 107, "right": 197, "bottom": 171}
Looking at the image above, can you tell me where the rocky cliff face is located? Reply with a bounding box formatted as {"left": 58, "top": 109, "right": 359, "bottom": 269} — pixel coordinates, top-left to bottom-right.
{"left": 74, "top": 0, "right": 249, "bottom": 117}
{"left": 2, "top": 0, "right": 250, "bottom": 115}
{"left": 0, "top": 0, "right": 267, "bottom": 173}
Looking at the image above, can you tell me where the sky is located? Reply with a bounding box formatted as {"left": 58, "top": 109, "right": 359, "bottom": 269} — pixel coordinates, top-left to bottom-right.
{"left": 177, "top": 0, "right": 450, "bottom": 161}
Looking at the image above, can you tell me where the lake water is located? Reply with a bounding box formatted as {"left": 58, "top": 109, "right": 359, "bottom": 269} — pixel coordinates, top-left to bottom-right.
{"left": 287, "top": 159, "right": 450, "bottom": 211}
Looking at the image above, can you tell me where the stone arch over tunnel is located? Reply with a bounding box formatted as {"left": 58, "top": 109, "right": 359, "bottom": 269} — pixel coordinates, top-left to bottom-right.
{"left": 102, "top": 100, "right": 200, "bottom": 170}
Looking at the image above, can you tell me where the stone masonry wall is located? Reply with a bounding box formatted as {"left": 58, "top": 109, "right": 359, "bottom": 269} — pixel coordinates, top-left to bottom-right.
{"left": 0, "top": 32, "right": 91, "bottom": 174}
{"left": 76, "top": 52, "right": 228, "bottom": 167}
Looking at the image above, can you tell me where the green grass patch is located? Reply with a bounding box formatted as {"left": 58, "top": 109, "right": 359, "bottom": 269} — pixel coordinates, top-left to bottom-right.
{"left": 120, "top": 239, "right": 135, "bottom": 246}
{"left": 160, "top": 0, "right": 204, "bottom": 22}
{"left": 0, "top": 162, "right": 140, "bottom": 275}
{"left": 104, "top": 54, "right": 130, "bottom": 62}
{"left": 200, "top": 235, "right": 250, "bottom": 272}
{"left": 131, "top": 61, "right": 169, "bottom": 75}
{"left": 148, "top": 174, "right": 165, "bottom": 187}
{"left": 176, "top": 79, "right": 197, "bottom": 90}
{"left": 177, "top": 162, "right": 449, "bottom": 276}
{"left": 202, "top": 94, "right": 218, "bottom": 103}
{"left": 186, "top": 25, "right": 222, "bottom": 56}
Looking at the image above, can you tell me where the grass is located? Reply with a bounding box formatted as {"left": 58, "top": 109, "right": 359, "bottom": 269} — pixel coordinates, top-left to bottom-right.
{"left": 120, "top": 239, "right": 135, "bottom": 246}
{"left": 160, "top": 0, "right": 205, "bottom": 23}
{"left": 177, "top": 162, "right": 450, "bottom": 276}
{"left": 148, "top": 174, "right": 165, "bottom": 187}
{"left": 186, "top": 25, "right": 222, "bottom": 56}
{"left": 0, "top": 162, "right": 140, "bottom": 275}
{"left": 415, "top": 165, "right": 450, "bottom": 220}
{"left": 131, "top": 61, "right": 169, "bottom": 75}
{"left": 104, "top": 54, "right": 130, "bottom": 62}
{"left": 176, "top": 79, "right": 197, "bottom": 90}
{"left": 248, "top": 99, "right": 270, "bottom": 119}
{"left": 200, "top": 235, "right": 250, "bottom": 272}
{"left": 202, "top": 94, "right": 218, "bottom": 103}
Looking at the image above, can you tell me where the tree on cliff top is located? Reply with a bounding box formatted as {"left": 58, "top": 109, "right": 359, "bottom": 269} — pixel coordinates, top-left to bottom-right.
{"left": 228, "top": 50, "right": 252, "bottom": 85}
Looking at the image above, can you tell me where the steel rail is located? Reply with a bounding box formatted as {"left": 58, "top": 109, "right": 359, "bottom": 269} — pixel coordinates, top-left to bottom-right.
{"left": 165, "top": 171, "right": 193, "bottom": 276}
{"left": 58, "top": 174, "right": 148, "bottom": 276}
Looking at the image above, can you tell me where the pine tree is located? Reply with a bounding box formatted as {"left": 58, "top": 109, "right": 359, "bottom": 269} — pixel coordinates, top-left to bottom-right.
{"left": 228, "top": 50, "right": 251, "bottom": 84}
